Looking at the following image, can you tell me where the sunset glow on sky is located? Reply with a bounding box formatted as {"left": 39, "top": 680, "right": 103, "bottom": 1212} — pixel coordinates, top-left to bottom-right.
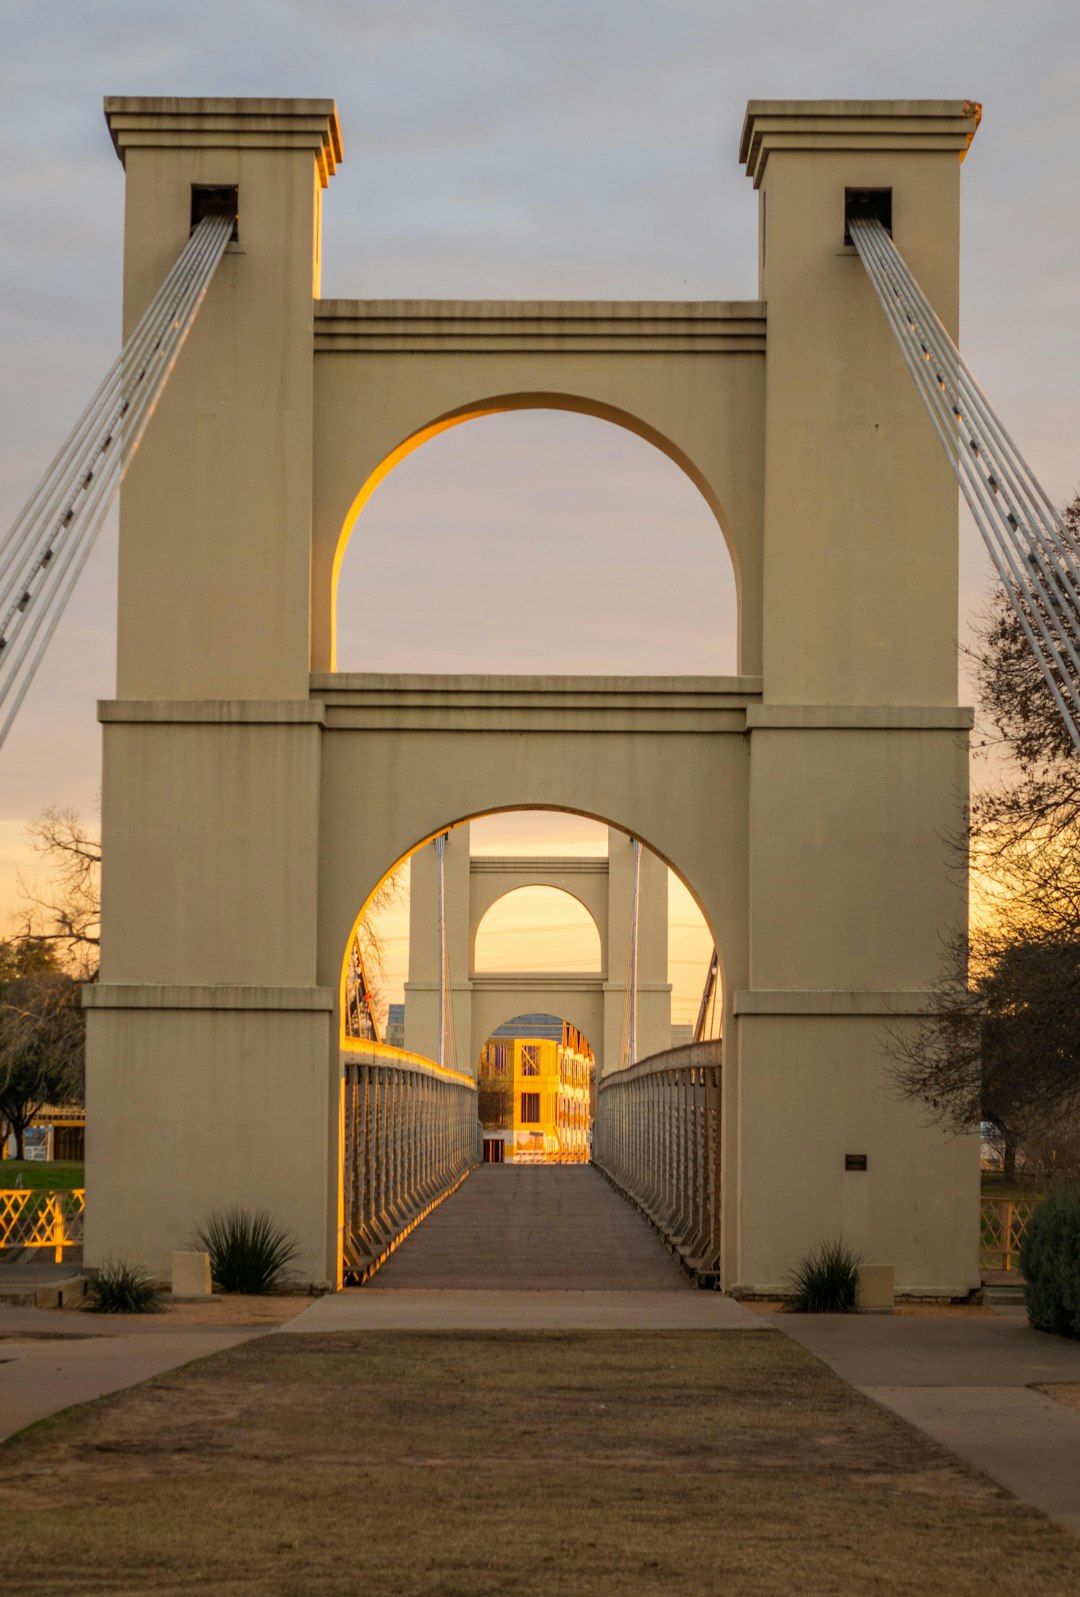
{"left": 1, "top": 2, "right": 1078, "bottom": 974}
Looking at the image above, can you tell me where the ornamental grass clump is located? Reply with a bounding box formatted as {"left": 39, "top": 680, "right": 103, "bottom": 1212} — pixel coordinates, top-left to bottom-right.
{"left": 195, "top": 1207, "right": 299, "bottom": 1294}
{"left": 1020, "top": 1187, "right": 1080, "bottom": 1340}
{"left": 787, "top": 1238, "right": 862, "bottom": 1313}
{"left": 90, "top": 1258, "right": 161, "bottom": 1314}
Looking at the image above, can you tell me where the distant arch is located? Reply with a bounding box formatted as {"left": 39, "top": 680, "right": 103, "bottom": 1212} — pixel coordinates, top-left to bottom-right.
{"left": 471, "top": 882, "right": 606, "bottom": 975}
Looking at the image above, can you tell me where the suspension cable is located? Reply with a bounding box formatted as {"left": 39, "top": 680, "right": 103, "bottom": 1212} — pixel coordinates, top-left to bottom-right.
{"left": 617, "top": 837, "right": 642, "bottom": 1071}
{"left": 693, "top": 949, "right": 719, "bottom": 1044}
{"left": 434, "top": 833, "right": 458, "bottom": 1072}
{"left": 850, "top": 216, "right": 1080, "bottom": 754}
{"left": 0, "top": 211, "right": 234, "bottom": 752}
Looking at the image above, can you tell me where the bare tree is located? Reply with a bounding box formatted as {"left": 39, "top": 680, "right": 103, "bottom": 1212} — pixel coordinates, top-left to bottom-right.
{"left": 0, "top": 939, "right": 84, "bottom": 1157}
{"left": 17, "top": 806, "right": 100, "bottom": 978}
{"left": 888, "top": 494, "right": 1080, "bottom": 1176}
{"left": 889, "top": 928, "right": 1080, "bottom": 1181}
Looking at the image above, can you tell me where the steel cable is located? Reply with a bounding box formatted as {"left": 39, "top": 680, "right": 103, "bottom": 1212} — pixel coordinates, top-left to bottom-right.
{"left": 0, "top": 212, "right": 233, "bottom": 751}
{"left": 0, "top": 215, "right": 227, "bottom": 600}
{"left": 850, "top": 217, "right": 1080, "bottom": 753}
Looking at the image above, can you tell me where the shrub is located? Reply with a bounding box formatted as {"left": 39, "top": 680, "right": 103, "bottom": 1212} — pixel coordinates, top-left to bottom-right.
{"left": 195, "top": 1207, "right": 299, "bottom": 1294}
{"left": 90, "top": 1259, "right": 161, "bottom": 1314}
{"left": 1020, "top": 1187, "right": 1080, "bottom": 1339}
{"left": 787, "top": 1238, "right": 862, "bottom": 1313}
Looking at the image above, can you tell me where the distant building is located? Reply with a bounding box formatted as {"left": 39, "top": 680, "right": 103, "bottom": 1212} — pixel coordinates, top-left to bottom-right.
{"left": 478, "top": 1034, "right": 592, "bottom": 1165}
{"left": 670, "top": 1023, "right": 694, "bottom": 1049}
{"left": 385, "top": 1003, "right": 405, "bottom": 1049}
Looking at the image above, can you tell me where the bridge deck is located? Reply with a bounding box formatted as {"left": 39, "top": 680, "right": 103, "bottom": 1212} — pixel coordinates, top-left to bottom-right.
{"left": 366, "top": 1165, "right": 689, "bottom": 1292}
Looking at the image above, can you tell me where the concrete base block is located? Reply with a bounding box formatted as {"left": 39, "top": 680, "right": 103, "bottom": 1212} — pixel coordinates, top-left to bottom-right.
{"left": 33, "top": 1276, "right": 88, "bottom": 1311}
{"left": 858, "top": 1262, "right": 895, "bottom": 1311}
{"left": 172, "top": 1251, "right": 212, "bottom": 1298}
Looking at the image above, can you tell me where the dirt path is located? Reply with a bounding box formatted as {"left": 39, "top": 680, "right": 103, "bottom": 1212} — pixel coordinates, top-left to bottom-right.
{"left": 5, "top": 1328, "right": 1080, "bottom": 1596}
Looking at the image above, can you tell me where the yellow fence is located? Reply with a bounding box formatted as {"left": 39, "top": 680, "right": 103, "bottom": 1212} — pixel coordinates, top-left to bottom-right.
{"left": 980, "top": 1196, "right": 1037, "bottom": 1272}
{"left": 0, "top": 1189, "right": 85, "bottom": 1262}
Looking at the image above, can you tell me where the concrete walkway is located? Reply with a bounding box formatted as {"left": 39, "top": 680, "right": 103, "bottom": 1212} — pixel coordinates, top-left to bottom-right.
{"left": 0, "top": 1309, "right": 260, "bottom": 1442}
{"left": 366, "top": 1164, "right": 690, "bottom": 1290}
{"left": 285, "top": 1287, "right": 765, "bottom": 1331}
{"left": 288, "top": 1165, "right": 764, "bottom": 1331}
{"left": 773, "top": 1309, "right": 1080, "bottom": 1537}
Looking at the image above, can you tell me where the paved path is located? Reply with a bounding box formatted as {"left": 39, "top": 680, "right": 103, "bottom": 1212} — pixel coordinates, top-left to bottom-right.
{"left": 0, "top": 1312, "right": 259, "bottom": 1442}
{"left": 367, "top": 1164, "right": 689, "bottom": 1290}
{"left": 286, "top": 1288, "right": 764, "bottom": 1331}
{"left": 289, "top": 1165, "right": 764, "bottom": 1331}
{"left": 774, "top": 1309, "right": 1080, "bottom": 1537}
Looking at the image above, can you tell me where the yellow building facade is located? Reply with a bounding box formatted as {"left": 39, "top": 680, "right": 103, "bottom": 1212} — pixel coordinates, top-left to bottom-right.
{"left": 479, "top": 1034, "right": 592, "bottom": 1164}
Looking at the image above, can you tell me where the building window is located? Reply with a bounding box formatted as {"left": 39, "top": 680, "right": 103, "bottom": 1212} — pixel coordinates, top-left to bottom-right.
{"left": 521, "top": 1092, "right": 541, "bottom": 1124}
{"left": 520, "top": 1044, "right": 541, "bottom": 1076}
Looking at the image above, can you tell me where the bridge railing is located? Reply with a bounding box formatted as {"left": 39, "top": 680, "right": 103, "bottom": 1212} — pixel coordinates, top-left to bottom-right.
{"left": 980, "top": 1195, "right": 1037, "bottom": 1273}
{"left": 341, "top": 1040, "right": 480, "bottom": 1284}
{"left": 592, "top": 1040, "right": 722, "bottom": 1282}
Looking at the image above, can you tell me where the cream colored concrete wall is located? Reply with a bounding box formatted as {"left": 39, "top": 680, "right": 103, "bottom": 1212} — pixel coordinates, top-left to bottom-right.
{"left": 754, "top": 127, "right": 968, "bottom": 707}
{"left": 315, "top": 704, "right": 751, "bottom": 1012}
{"left": 88, "top": 102, "right": 344, "bottom": 1283}
{"left": 98, "top": 710, "right": 323, "bottom": 985}
{"left": 731, "top": 1011, "right": 979, "bottom": 1296}
{"left": 746, "top": 717, "right": 971, "bottom": 992}
{"left": 470, "top": 985, "right": 606, "bottom": 1067}
{"left": 115, "top": 144, "right": 325, "bottom": 700}
{"left": 84, "top": 997, "right": 336, "bottom": 1286}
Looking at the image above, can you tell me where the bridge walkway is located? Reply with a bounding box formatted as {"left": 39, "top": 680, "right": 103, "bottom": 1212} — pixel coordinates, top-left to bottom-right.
{"left": 365, "top": 1164, "right": 687, "bottom": 1292}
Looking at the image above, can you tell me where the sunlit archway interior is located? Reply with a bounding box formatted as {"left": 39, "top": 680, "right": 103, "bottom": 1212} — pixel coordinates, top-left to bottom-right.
{"left": 474, "top": 886, "right": 603, "bottom": 975}
{"left": 334, "top": 410, "right": 738, "bottom": 675}
{"left": 352, "top": 809, "right": 720, "bottom": 1075}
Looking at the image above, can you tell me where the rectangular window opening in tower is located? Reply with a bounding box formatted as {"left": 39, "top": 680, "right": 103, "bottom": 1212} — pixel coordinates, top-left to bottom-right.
{"left": 191, "top": 185, "right": 239, "bottom": 243}
{"left": 843, "top": 187, "right": 892, "bottom": 246}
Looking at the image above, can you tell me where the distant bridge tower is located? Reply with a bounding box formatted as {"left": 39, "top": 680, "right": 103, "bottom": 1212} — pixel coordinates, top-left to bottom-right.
{"left": 403, "top": 825, "right": 671, "bottom": 1077}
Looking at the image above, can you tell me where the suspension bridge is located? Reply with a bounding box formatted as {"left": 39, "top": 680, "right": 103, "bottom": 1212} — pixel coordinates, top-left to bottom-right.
{"left": 2, "top": 95, "right": 1064, "bottom": 1298}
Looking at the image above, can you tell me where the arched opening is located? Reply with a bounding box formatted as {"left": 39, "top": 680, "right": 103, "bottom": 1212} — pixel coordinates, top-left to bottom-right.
{"left": 338, "top": 806, "right": 725, "bottom": 1285}
{"left": 332, "top": 406, "right": 739, "bottom": 676}
{"left": 342, "top": 808, "right": 721, "bottom": 1061}
{"left": 478, "top": 1012, "right": 595, "bottom": 1167}
{"left": 473, "top": 887, "right": 604, "bottom": 975}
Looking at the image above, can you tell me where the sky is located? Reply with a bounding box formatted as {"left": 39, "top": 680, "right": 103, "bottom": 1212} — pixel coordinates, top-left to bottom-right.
{"left": 1, "top": 0, "right": 1079, "bottom": 997}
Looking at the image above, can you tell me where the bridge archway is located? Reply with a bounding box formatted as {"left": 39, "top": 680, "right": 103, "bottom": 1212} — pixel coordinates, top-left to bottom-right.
{"left": 344, "top": 813, "right": 686, "bottom": 1081}
{"left": 471, "top": 882, "right": 606, "bottom": 976}
{"left": 323, "top": 395, "right": 745, "bottom": 675}
{"left": 88, "top": 95, "right": 980, "bottom": 1303}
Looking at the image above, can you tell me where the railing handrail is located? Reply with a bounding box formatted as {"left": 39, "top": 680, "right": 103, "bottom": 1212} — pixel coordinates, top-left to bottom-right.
{"left": 979, "top": 1194, "right": 1038, "bottom": 1272}
{"left": 0, "top": 1187, "right": 85, "bottom": 1262}
{"left": 340, "top": 1037, "right": 477, "bottom": 1090}
{"left": 597, "top": 1038, "right": 722, "bottom": 1089}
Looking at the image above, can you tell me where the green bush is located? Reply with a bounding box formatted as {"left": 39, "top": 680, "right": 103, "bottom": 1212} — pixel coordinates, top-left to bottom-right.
{"left": 787, "top": 1238, "right": 862, "bottom": 1313}
{"left": 90, "top": 1259, "right": 161, "bottom": 1314}
{"left": 1020, "top": 1188, "right": 1080, "bottom": 1339}
{"left": 195, "top": 1207, "right": 299, "bottom": 1294}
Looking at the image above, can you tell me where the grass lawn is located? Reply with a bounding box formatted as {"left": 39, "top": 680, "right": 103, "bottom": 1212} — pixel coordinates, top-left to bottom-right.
{"left": 5, "top": 1328, "right": 1080, "bottom": 1596}
{"left": 0, "top": 1160, "right": 83, "bottom": 1191}
{"left": 981, "top": 1172, "right": 1043, "bottom": 1203}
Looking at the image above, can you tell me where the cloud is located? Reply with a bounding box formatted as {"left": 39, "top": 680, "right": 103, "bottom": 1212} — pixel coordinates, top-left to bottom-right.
{"left": 0, "top": 0, "right": 1079, "bottom": 922}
